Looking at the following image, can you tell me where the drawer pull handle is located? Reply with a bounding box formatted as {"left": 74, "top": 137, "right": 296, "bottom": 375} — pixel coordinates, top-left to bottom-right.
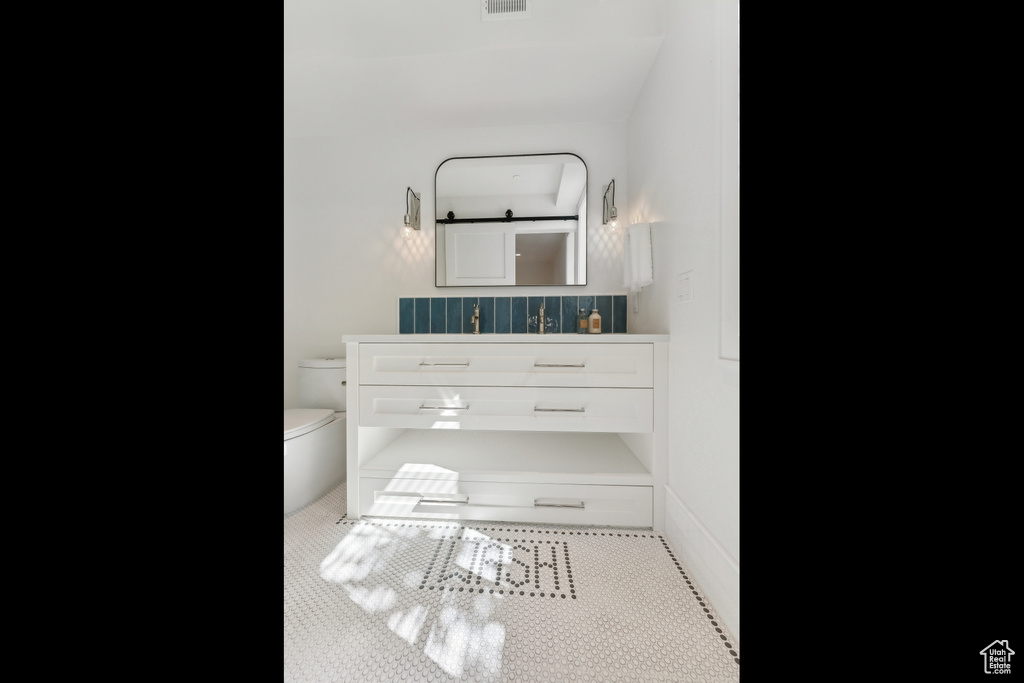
{"left": 419, "top": 494, "right": 469, "bottom": 506}
{"left": 534, "top": 498, "right": 585, "bottom": 509}
{"left": 534, "top": 362, "right": 586, "bottom": 368}
{"left": 534, "top": 407, "right": 586, "bottom": 413}
{"left": 419, "top": 404, "right": 469, "bottom": 411}
{"left": 374, "top": 491, "right": 469, "bottom": 505}
{"left": 419, "top": 362, "right": 470, "bottom": 367}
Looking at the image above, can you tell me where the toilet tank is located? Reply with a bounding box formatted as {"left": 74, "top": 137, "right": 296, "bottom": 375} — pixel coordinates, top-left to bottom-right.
{"left": 298, "top": 358, "right": 347, "bottom": 411}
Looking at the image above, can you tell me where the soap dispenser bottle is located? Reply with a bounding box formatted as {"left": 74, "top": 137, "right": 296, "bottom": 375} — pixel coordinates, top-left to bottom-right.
{"left": 577, "top": 308, "right": 588, "bottom": 334}
{"left": 588, "top": 309, "right": 602, "bottom": 334}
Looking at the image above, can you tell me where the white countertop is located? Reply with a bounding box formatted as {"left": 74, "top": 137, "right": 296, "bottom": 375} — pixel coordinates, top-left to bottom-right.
{"left": 343, "top": 333, "right": 669, "bottom": 343}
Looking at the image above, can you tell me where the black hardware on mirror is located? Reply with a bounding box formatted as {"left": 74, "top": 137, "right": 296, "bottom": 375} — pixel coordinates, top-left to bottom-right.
{"left": 437, "top": 210, "right": 579, "bottom": 224}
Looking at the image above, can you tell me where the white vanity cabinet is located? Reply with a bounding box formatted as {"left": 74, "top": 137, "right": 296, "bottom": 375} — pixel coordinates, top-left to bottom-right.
{"left": 344, "top": 334, "right": 669, "bottom": 529}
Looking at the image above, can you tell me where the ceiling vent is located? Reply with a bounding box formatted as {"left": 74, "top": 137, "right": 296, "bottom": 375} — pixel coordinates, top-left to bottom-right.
{"left": 482, "top": 0, "right": 531, "bottom": 21}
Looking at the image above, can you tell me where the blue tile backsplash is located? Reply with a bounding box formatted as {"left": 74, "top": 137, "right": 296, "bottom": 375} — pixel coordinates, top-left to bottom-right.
{"left": 398, "top": 294, "right": 629, "bottom": 334}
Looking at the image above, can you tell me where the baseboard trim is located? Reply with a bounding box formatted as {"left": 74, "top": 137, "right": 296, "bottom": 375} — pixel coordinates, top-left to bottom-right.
{"left": 663, "top": 484, "right": 739, "bottom": 644}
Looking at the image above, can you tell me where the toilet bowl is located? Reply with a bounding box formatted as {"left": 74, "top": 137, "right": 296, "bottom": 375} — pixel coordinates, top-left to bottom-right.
{"left": 284, "top": 359, "right": 347, "bottom": 515}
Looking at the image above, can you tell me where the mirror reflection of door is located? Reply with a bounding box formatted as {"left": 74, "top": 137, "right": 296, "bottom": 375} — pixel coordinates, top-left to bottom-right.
{"left": 515, "top": 232, "right": 571, "bottom": 285}
{"left": 444, "top": 223, "right": 516, "bottom": 286}
{"left": 435, "top": 153, "right": 587, "bottom": 287}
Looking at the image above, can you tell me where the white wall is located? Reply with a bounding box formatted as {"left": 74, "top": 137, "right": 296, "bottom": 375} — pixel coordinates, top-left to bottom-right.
{"left": 284, "top": 121, "right": 628, "bottom": 408}
{"left": 626, "top": 0, "right": 740, "bottom": 642}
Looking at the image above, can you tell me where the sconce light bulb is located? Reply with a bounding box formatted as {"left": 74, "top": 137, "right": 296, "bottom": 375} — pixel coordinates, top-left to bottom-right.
{"left": 403, "top": 187, "right": 420, "bottom": 239}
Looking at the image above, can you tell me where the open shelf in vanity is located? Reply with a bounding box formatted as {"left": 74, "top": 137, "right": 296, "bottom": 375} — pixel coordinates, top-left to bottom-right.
{"left": 344, "top": 334, "right": 669, "bottom": 529}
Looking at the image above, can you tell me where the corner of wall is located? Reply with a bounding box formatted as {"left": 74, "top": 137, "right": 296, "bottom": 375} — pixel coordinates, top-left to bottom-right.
{"left": 663, "top": 484, "right": 739, "bottom": 645}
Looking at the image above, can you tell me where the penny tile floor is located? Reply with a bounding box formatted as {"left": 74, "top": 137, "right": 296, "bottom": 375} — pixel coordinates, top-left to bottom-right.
{"left": 285, "top": 482, "right": 739, "bottom": 682}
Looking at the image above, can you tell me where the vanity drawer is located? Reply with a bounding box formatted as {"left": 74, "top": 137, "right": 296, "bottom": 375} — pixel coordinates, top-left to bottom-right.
{"left": 358, "top": 385, "right": 653, "bottom": 433}
{"left": 358, "top": 343, "right": 653, "bottom": 388}
{"left": 359, "top": 477, "right": 653, "bottom": 527}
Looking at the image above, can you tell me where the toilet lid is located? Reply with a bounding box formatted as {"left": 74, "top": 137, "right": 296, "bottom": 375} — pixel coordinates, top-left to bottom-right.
{"left": 284, "top": 408, "right": 335, "bottom": 441}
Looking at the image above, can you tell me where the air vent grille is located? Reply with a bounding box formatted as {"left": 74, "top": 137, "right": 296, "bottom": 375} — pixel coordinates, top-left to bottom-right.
{"left": 482, "top": 0, "right": 531, "bottom": 21}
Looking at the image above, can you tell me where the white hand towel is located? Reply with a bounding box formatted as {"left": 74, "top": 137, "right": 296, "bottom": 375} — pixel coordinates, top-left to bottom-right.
{"left": 623, "top": 223, "right": 653, "bottom": 292}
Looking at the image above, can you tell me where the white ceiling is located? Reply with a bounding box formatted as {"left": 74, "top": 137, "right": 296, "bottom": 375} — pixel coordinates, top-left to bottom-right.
{"left": 284, "top": 0, "right": 670, "bottom": 137}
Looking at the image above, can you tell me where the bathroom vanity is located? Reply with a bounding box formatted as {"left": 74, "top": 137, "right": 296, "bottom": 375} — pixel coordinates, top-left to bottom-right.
{"left": 343, "top": 334, "right": 669, "bottom": 529}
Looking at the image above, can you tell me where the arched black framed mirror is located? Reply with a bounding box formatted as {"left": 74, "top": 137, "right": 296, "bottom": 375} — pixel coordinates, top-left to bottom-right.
{"left": 434, "top": 153, "right": 587, "bottom": 287}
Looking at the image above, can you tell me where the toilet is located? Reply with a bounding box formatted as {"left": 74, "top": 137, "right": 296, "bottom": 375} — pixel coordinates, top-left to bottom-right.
{"left": 284, "top": 358, "right": 347, "bottom": 515}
